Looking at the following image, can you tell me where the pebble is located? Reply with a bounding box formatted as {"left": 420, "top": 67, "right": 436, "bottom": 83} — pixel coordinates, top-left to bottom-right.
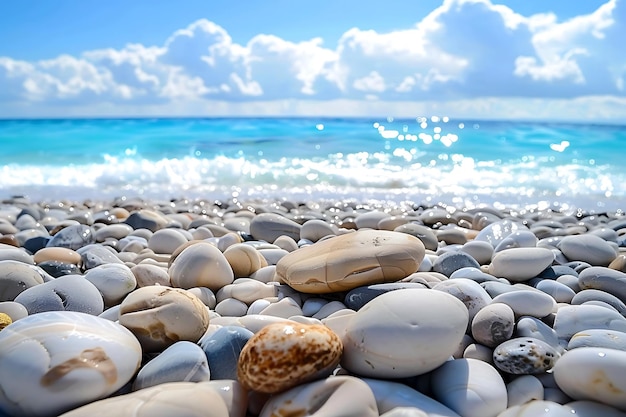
{"left": 46, "top": 224, "right": 95, "bottom": 250}
{"left": 14, "top": 274, "right": 104, "bottom": 315}
{"left": 59, "top": 381, "right": 244, "bottom": 417}
{"left": 0, "top": 311, "right": 142, "bottom": 417}
{"left": 84, "top": 263, "right": 137, "bottom": 307}
{"left": 275, "top": 230, "right": 425, "bottom": 293}
{"left": 341, "top": 289, "right": 468, "bottom": 377}
{"left": 168, "top": 242, "right": 234, "bottom": 291}
{"left": 118, "top": 285, "right": 210, "bottom": 352}
{"left": 553, "top": 347, "right": 626, "bottom": 411}
{"left": 394, "top": 223, "right": 439, "bottom": 251}
{"left": 259, "top": 376, "right": 378, "bottom": 417}
{"left": 432, "top": 251, "right": 480, "bottom": 277}
{"left": 471, "top": 302, "right": 515, "bottom": 347}
{"left": 493, "top": 337, "right": 560, "bottom": 374}
{"left": 200, "top": 325, "right": 253, "bottom": 380}
{"left": 0, "top": 260, "right": 46, "bottom": 301}
{"left": 249, "top": 212, "right": 301, "bottom": 242}
{"left": 78, "top": 244, "right": 124, "bottom": 269}
{"left": 578, "top": 266, "right": 626, "bottom": 303}
{"left": 491, "top": 289, "right": 556, "bottom": 318}
{"left": 568, "top": 329, "right": 626, "bottom": 351}
{"left": 488, "top": 247, "right": 555, "bottom": 282}
{"left": 553, "top": 304, "right": 626, "bottom": 342}
{"left": 132, "top": 341, "right": 210, "bottom": 390}
{"left": 506, "top": 375, "right": 544, "bottom": 407}
{"left": 558, "top": 234, "right": 618, "bottom": 266}
{"left": 237, "top": 322, "right": 342, "bottom": 393}
{"left": 431, "top": 358, "right": 507, "bottom": 417}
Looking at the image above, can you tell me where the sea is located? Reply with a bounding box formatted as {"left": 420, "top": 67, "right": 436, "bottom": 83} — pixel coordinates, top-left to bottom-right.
{"left": 0, "top": 117, "right": 624, "bottom": 212}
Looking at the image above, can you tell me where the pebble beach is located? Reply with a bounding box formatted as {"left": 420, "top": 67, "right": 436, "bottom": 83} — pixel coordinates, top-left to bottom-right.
{"left": 1, "top": 193, "right": 626, "bottom": 417}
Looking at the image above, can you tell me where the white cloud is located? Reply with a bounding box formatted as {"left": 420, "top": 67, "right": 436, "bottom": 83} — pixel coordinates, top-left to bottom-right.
{"left": 0, "top": 0, "right": 625, "bottom": 119}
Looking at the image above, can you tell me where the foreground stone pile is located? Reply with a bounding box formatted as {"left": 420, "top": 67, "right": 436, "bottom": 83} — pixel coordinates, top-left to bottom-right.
{"left": 0, "top": 195, "right": 626, "bottom": 417}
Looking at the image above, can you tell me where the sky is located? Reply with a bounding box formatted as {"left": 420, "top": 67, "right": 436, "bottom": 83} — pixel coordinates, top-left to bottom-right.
{"left": 0, "top": 0, "right": 624, "bottom": 121}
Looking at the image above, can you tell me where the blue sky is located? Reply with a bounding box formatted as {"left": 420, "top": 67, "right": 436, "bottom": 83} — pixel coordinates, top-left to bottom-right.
{"left": 0, "top": 0, "right": 624, "bottom": 120}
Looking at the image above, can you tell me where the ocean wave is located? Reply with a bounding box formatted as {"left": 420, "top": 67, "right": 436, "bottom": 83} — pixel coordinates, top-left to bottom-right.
{"left": 1, "top": 153, "right": 623, "bottom": 210}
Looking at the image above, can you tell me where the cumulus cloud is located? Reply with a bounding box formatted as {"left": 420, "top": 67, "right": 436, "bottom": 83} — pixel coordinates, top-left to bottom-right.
{"left": 0, "top": 0, "right": 624, "bottom": 117}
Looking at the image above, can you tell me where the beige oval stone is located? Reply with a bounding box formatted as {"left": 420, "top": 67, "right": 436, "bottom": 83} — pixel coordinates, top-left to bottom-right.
{"left": 169, "top": 242, "right": 234, "bottom": 291}
{"left": 216, "top": 278, "right": 276, "bottom": 304}
{"left": 237, "top": 322, "right": 342, "bottom": 394}
{"left": 119, "top": 286, "right": 210, "bottom": 352}
{"left": 223, "top": 244, "right": 267, "bottom": 278}
{"left": 275, "top": 230, "right": 425, "bottom": 294}
{"left": 33, "top": 247, "right": 81, "bottom": 265}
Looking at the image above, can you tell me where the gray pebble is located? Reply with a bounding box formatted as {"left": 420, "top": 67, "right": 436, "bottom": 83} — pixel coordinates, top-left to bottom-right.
{"left": 493, "top": 337, "right": 560, "bottom": 374}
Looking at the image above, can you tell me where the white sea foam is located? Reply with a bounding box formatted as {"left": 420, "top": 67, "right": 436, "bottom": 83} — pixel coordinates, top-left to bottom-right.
{"left": 1, "top": 153, "right": 623, "bottom": 211}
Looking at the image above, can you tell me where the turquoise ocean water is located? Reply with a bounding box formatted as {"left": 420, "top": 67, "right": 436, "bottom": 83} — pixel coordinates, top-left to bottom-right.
{"left": 0, "top": 117, "right": 624, "bottom": 211}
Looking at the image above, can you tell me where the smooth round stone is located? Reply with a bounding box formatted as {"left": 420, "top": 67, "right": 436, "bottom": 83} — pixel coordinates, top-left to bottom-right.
{"left": 302, "top": 297, "right": 328, "bottom": 316}
{"left": 450, "top": 266, "right": 498, "bottom": 283}
{"left": 432, "top": 252, "right": 480, "bottom": 277}
{"left": 94, "top": 224, "right": 133, "bottom": 242}
{"left": 488, "top": 248, "right": 555, "bottom": 282}
{"left": 344, "top": 282, "right": 429, "bottom": 311}
{"left": 578, "top": 267, "right": 626, "bottom": 303}
{"left": 474, "top": 220, "right": 526, "bottom": 248}
{"left": 342, "top": 289, "right": 468, "bottom": 378}
{"left": 200, "top": 325, "right": 253, "bottom": 380}
{"left": 275, "top": 230, "right": 425, "bottom": 294}
{"left": 362, "top": 378, "right": 461, "bottom": 416}
{"left": 568, "top": 329, "right": 626, "bottom": 351}
{"left": 84, "top": 264, "right": 137, "bottom": 307}
{"left": 0, "top": 260, "right": 46, "bottom": 301}
{"left": 394, "top": 223, "right": 438, "bottom": 251}
{"left": 609, "top": 255, "right": 626, "bottom": 273}
{"left": 118, "top": 286, "right": 210, "bottom": 352}
{"left": 463, "top": 343, "right": 493, "bottom": 363}
{"left": 535, "top": 279, "right": 576, "bottom": 303}
{"left": 130, "top": 263, "right": 171, "bottom": 287}
{"left": 556, "top": 274, "right": 581, "bottom": 292}
{"left": 497, "top": 400, "right": 575, "bottom": 417}
{"left": 249, "top": 212, "right": 301, "bottom": 243}
{"left": 515, "top": 316, "right": 560, "bottom": 351}
{"left": 187, "top": 287, "right": 216, "bottom": 309}
{"left": 491, "top": 289, "right": 556, "bottom": 318}
{"left": 223, "top": 244, "right": 267, "bottom": 278}
{"left": 223, "top": 216, "right": 251, "bottom": 234}
{"left": 553, "top": 304, "right": 626, "bottom": 342}
{"left": 0, "top": 248, "right": 34, "bottom": 264}
{"left": 46, "top": 224, "right": 95, "bottom": 251}
{"left": 554, "top": 347, "right": 626, "bottom": 410}
{"left": 471, "top": 302, "right": 515, "bottom": 348}
{"left": 431, "top": 358, "right": 507, "bottom": 417}
{"left": 259, "top": 376, "right": 378, "bottom": 417}
{"left": 0, "top": 301, "right": 28, "bottom": 321}
{"left": 123, "top": 210, "right": 169, "bottom": 232}
{"left": 0, "top": 312, "right": 11, "bottom": 330}
{"left": 572, "top": 289, "right": 626, "bottom": 316}
{"left": 169, "top": 242, "right": 234, "bottom": 291}
{"left": 237, "top": 322, "right": 342, "bottom": 394}
{"left": 558, "top": 234, "right": 617, "bottom": 266}
{"left": 301, "top": 219, "right": 336, "bottom": 242}
{"left": 14, "top": 274, "right": 104, "bottom": 315}
{"left": 58, "top": 381, "right": 238, "bottom": 417}
{"left": 259, "top": 297, "right": 303, "bottom": 318}
{"left": 494, "top": 230, "right": 539, "bottom": 253}
{"left": 273, "top": 235, "right": 299, "bottom": 252}
{"left": 380, "top": 407, "right": 430, "bottom": 417}
{"left": 147, "top": 228, "right": 188, "bottom": 254}
{"left": 215, "top": 298, "right": 248, "bottom": 317}
{"left": 493, "top": 337, "right": 560, "bottom": 374}
{"left": 436, "top": 228, "right": 468, "bottom": 245}
{"left": 459, "top": 240, "right": 494, "bottom": 265}
{"left": 355, "top": 210, "right": 391, "bottom": 229}
{"left": 37, "top": 261, "right": 81, "bottom": 278}
{"left": 133, "top": 341, "right": 209, "bottom": 390}
{"left": 433, "top": 278, "right": 492, "bottom": 326}
{"left": 78, "top": 244, "right": 123, "bottom": 269}
{"left": 312, "top": 301, "right": 347, "bottom": 320}
{"left": 217, "top": 278, "right": 276, "bottom": 304}
{"left": 0, "top": 311, "right": 142, "bottom": 417}
{"left": 506, "top": 375, "right": 544, "bottom": 407}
